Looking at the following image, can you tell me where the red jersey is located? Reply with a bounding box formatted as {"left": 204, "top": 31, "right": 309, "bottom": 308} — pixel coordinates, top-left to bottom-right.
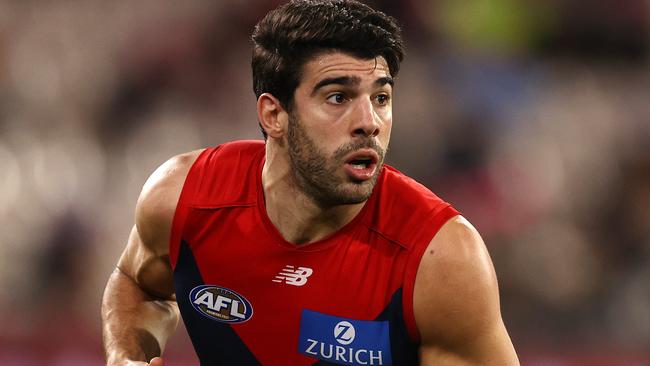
{"left": 170, "top": 140, "right": 459, "bottom": 365}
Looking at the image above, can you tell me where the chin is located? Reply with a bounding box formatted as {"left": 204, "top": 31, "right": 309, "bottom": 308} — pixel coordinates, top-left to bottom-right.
{"left": 330, "top": 181, "right": 376, "bottom": 205}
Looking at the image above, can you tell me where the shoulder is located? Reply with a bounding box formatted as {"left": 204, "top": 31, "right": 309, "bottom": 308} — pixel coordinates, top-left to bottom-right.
{"left": 379, "top": 165, "right": 454, "bottom": 220}
{"left": 414, "top": 215, "right": 499, "bottom": 344}
{"left": 369, "top": 166, "right": 457, "bottom": 248}
{"left": 135, "top": 149, "right": 204, "bottom": 253}
{"left": 413, "top": 216, "right": 521, "bottom": 364}
{"left": 381, "top": 165, "right": 442, "bottom": 203}
{"left": 413, "top": 215, "right": 520, "bottom": 363}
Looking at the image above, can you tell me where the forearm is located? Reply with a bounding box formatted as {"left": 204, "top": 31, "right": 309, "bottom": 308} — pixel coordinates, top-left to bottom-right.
{"left": 102, "top": 268, "right": 179, "bottom": 365}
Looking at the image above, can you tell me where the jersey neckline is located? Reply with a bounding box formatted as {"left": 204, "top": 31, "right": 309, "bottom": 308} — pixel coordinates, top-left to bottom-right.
{"left": 254, "top": 148, "right": 379, "bottom": 252}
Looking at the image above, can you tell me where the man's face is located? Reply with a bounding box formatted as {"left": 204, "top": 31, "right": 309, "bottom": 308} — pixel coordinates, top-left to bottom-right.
{"left": 286, "top": 52, "right": 393, "bottom": 206}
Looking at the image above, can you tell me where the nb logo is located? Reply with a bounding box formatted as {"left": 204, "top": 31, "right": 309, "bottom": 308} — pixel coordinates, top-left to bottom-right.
{"left": 272, "top": 265, "right": 313, "bottom": 286}
{"left": 334, "top": 321, "right": 356, "bottom": 345}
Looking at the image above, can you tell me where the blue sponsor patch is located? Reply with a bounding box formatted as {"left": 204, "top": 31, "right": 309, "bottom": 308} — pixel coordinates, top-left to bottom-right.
{"left": 189, "top": 285, "right": 253, "bottom": 323}
{"left": 298, "top": 309, "right": 392, "bottom": 365}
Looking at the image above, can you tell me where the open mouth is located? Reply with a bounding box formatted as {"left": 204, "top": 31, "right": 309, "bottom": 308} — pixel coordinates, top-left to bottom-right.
{"left": 343, "top": 150, "right": 379, "bottom": 181}
{"left": 348, "top": 157, "right": 375, "bottom": 169}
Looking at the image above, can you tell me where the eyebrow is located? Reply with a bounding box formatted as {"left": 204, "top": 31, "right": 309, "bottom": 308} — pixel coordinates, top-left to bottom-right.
{"left": 311, "top": 76, "right": 394, "bottom": 96}
{"left": 375, "top": 77, "right": 394, "bottom": 88}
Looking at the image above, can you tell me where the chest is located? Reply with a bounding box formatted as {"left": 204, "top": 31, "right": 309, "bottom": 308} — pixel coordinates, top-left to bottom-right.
{"left": 183, "top": 207, "right": 407, "bottom": 316}
{"left": 173, "top": 207, "right": 414, "bottom": 365}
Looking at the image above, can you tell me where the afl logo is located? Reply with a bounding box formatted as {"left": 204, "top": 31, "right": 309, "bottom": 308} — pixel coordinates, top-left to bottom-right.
{"left": 189, "top": 285, "right": 253, "bottom": 323}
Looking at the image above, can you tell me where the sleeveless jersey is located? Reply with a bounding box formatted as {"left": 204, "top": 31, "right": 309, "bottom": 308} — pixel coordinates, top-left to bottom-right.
{"left": 170, "top": 140, "right": 459, "bottom": 365}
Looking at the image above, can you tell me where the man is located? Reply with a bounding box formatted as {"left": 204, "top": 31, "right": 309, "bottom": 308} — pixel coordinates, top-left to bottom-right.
{"left": 102, "top": 1, "right": 519, "bottom": 365}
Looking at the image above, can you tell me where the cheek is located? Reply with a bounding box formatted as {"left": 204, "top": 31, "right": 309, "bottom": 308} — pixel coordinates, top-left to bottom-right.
{"left": 379, "top": 112, "right": 392, "bottom": 139}
{"left": 304, "top": 125, "right": 341, "bottom": 157}
{"left": 380, "top": 129, "right": 391, "bottom": 150}
{"left": 374, "top": 105, "right": 391, "bottom": 126}
{"left": 381, "top": 107, "right": 393, "bottom": 123}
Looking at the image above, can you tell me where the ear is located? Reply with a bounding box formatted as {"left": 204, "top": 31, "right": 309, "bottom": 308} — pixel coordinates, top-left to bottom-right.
{"left": 257, "top": 93, "right": 288, "bottom": 139}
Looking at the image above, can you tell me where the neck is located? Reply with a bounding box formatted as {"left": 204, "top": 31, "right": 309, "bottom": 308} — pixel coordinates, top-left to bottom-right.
{"left": 262, "top": 142, "right": 365, "bottom": 245}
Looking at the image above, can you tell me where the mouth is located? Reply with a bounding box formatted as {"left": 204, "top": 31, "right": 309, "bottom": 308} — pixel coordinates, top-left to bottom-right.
{"left": 343, "top": 149, "right": 380, "bottom": 181}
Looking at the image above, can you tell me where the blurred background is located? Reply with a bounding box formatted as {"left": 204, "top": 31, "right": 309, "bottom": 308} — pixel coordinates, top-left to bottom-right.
{"left": 0, "top": 0, "right": 648, "bottom": 365}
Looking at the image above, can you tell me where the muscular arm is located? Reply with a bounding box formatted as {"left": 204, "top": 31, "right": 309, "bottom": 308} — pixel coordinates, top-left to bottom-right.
{"left": 414, "top": 216, "right": 519, "bottom": 366}
{"left": 102, "top": 151, "right": 202, "bottom": 365}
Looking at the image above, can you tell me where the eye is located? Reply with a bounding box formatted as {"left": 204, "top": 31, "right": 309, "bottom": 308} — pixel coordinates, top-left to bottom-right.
{"left": 375, "top": 94, "right": 390, "bottom": 106}
{"left": 326, "top": 93, "right": 347, "bottom": 104}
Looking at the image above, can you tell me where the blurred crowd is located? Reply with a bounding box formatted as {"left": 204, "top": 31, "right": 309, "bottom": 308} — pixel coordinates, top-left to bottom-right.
{"left": 0, "top": 0, "right": 647, "bottom": 364}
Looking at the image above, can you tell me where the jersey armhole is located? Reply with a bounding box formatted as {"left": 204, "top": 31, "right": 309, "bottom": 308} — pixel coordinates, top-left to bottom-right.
{"left": 402, "top": 205, "right": 460, "bottom": 342}
{"left": 169, "top": 147, "right": 214, "bottom": 269}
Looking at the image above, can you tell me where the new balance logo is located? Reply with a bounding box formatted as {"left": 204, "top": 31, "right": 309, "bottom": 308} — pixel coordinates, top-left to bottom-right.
{"left": 272, "top": 265, "right": 313, "bottom": 286}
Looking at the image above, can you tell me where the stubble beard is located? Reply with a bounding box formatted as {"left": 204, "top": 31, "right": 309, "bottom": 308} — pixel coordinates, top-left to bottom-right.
{"left": 286, "top": 113, "right": 385, "bottom": 207}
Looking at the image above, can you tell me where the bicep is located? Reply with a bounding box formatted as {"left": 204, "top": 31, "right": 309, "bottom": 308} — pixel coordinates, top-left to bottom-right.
{"left": 414, "top": 216, "right": 519, "bottom": 366}
{"left": 117, "top": 225, "right": 175, "bottom": 300}
{"left": 116, "top": 150, "right": 202, "bottom": 299}
{"left": 418, "top": 320, "right": 516, "bottom": 366}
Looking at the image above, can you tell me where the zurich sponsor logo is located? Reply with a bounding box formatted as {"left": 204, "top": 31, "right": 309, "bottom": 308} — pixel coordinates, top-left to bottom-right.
{"left": 299, "top": 309, "right": 392, "bottom": 365}
{"left": 189, "top": 285, "right": 253, "bottom": 323}
{"left": 334, "top": 321, "right": 355, "bottom": 345}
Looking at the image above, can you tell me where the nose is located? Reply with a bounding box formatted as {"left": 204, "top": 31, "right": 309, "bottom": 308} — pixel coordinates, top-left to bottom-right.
{"left": 351, "top": 98, "right": 380, "bottom": 138}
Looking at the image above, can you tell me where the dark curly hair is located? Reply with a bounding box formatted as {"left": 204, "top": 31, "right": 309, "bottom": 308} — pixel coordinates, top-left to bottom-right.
{"left": 252, "top": 0, "right": 405, "bottom": 137}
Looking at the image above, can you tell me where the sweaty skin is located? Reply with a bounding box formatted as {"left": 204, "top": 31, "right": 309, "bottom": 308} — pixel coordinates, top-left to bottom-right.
{"left": 415, "top": 217, "right": 519, "bottom": 365}
{"left": 101, "top": 52, "right": 519, "bottom": 365}
{"left": 102, "top": 151, "right": 201, "bottom": 366}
